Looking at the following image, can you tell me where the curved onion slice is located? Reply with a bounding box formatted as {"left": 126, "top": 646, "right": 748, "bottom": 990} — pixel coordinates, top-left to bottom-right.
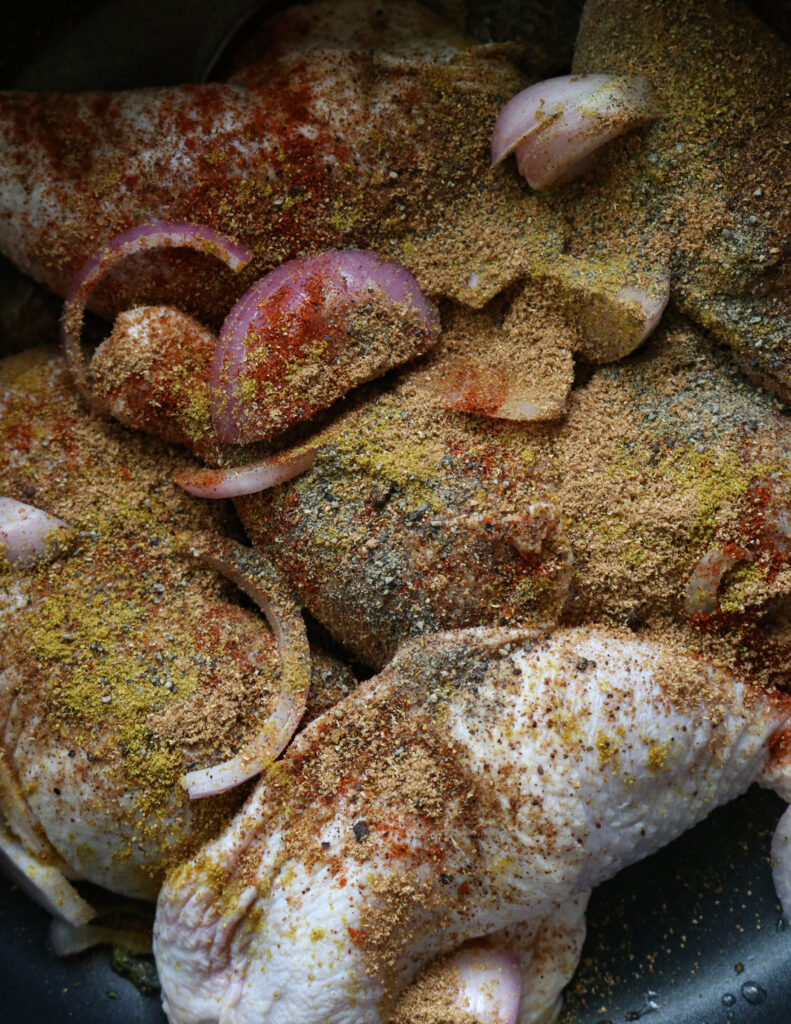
{"left": 211, "top": 249, "right": 440, "bottom": 444}
{"left": 50, "top": 918, "right": 152, "bottom": 957}
{"left": 616, "top": 279, "right": 671, "bottom": 346}
{"left": 175, "top": 448, "right": 315, "bottom": 498}
{"left": 179, "top": 534, "right": 311, "bottom": 798}
{"left": 684, "top": 546, "right": 751, "bottom": 615}
{"left": 452, "top": 947, "right": 522, "bottom": 1024}
{"left": 571, "top": 269, "right": 672, "bottom": 362}
{"left": 0, "top": 819, "right": 94, "bottom": 926}
{"left": 765, "top": 501, "right": 791, "bottom": 557}
{"left": 491, "top": 74, "right": 655, "bottom": 190}
{"left": 0, "top": 497, "right": 71, "bottom": 569}
{"left": 61, "top": 221, "right": 252, "bottom": 414}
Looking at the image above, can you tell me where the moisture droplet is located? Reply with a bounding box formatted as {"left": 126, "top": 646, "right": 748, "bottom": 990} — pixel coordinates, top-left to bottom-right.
{"left": 741, "top": 981, "right": 767, "bottom": 1005}
{"left": 721, "top": 993, "right": 737, "bottom": 1007}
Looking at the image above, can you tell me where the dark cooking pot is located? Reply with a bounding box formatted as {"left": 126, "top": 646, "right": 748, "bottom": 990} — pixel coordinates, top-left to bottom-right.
{"left": 2, "top": 2, "right": 791, "bottom": 1023}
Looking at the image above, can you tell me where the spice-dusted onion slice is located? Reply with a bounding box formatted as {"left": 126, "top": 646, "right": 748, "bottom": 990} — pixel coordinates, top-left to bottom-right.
{"left": 491, "top": 74, "right": 655, "bottom": 190}
{"left": 179, "top": 534, "right": 311, "bottom": 798}
{"left": 615, "top": 280, "right": 671, "bottom": 346}
{"left": 211, "top": 249, "right": 440, "bottom": 444}
{"left": 0, "top": 819, "right": 95, "bottom": 926}
{"left": 452, "top": 947, "right": 522, "bottom": 1024}
{"left": 684, "top": 545, "right": 751, "bottom": 615}
{"left": 61, "top": 221, "right": 252, "bottom": 414}
{"left": 563, "top": 265, "right": 672, "bottom": 363}
{"left": 0, "top": 497, "right": 71, "bottom": 569}
{"left": 175, "top": 448, "right": 315, "bottom": 498}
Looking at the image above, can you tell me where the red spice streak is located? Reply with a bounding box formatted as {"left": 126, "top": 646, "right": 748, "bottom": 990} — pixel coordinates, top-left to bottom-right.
{"left": 440, "top": 361, "right": 510, "bottom": 417}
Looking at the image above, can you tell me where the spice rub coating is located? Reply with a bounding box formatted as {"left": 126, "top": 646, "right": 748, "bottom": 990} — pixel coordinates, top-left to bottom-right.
{"left": 0, "top": 0, "right": 546, "bottom": 327}
{"left": 238, "top": 306, "right": 791, "bottom": 680}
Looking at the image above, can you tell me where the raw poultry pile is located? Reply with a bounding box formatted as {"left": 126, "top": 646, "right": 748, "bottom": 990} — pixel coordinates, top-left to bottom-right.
{"left": 1, "top": 1, "right": 791, "bottom": 1023}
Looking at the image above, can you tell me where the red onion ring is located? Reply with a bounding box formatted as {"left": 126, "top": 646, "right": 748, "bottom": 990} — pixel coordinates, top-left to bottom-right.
{"left": 451, "top": 947, "right": 522, "bottom": 1024}
{"left": 178, "top": 534, "right": 311, "bottom": 798}
{"left": 0, "top": 819, "right": 95, "bottom": 926}
{"left": 60, "top": 221, "right": 252, "bottom": 414}
{"left": 174, "top": 448, "right": 315, "bottom": 499}
{"left": 491, "top": 74, "right": 655, "bottom": 190}
{"left": 211, "top": 249, "right": 440, "bottom": 444}
{"left": 0, "top": 497, "right": 71, "bottom": 569}
{"left": 684, "top": 545, "right": 751, "bottom": 615}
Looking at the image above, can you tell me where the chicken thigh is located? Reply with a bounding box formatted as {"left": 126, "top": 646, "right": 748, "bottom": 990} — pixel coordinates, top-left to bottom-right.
{"left": 238, "top": 309, "right": 791, "bottom": 676}
{"left": 155, "top": 625, "right": 791, "bottom": 1024}
{"left": 0, "top": 0, "right": 546, "bottom": 325}
{"left": 0, "top": 347, "right": 352, "bottom": 909}
{"left": 561, "top": 0, "right": 791, "bottom": 399}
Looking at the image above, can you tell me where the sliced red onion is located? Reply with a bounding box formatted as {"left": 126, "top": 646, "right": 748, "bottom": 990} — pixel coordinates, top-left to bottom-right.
{"left": 573, "top": 268, "right": 672, "bottom": 360}
{"left": 212, "top": 249, "right": 440, "bottom": 444}
{"left": 0, "top": 497, "right": 71, "bottom": 569}
{"left": 0, "top": 819, "right": 94, "bottom": 926}
{"left": 50, "top": 918, "right": 152, "bottom": 957}
{"left": 180, "top": 535, "right": 311, "bottom": 798}
{"left": 684, "top": 546, "right": 751, "bottom": 615}
{"left": 771, "top": 804, "right": 791, "bottom": 922}
{"left": 175, "top": 448, "right": 315, "bottom": 498}
{"left": 451, "top": 947, "right": 522, "bottom": 1024}
{"left": 492, "top": 74, "right": 655, "bottom": 190}
{"left": 765, "top": 502, "right": 791, "bottom": 557}
{"left": 613, "top": 276, "right": 671, "bottom": 345}
{"left": 61, "top": 221, "right": 252, "bottom": 414}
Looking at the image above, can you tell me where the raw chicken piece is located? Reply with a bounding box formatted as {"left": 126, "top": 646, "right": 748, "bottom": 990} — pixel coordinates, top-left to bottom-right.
{"left": 237, "top": 309, "right": 791, "bottom": 677}
{"left": 0, "top": 0, "right": 668, "bottom": 422}
{"left": 234, "top": 313, "right": 574, "bottom": 667}
{"left": 84, "top": 296, "right": 791, "bottom": 678}
{"left": 557, "top": 0, "right": 791, "bottom": 400}
{"left": 0, "top": 0, "right": 544, "bottom": 325}
{"left": 0, "top": 348, "right": 354, "bottom": 907}
{"left": 154, "top": 625, "right": 791, "bottom": 1024}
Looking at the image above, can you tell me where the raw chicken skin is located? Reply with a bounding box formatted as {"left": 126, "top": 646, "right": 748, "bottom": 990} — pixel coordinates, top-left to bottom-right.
{"left": 155, "top": 626, "right": 791, "bottom": 1024}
